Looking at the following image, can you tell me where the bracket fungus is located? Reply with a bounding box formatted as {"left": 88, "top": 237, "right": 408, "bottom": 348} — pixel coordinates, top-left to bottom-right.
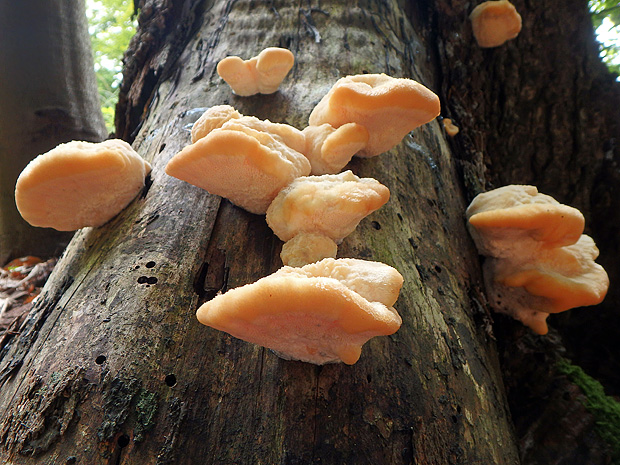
{"left": 15, "top": 139, "right": 151, "bottom": 231}
{"left": 190, "top": 104, "right": 242, "bottom": 143}
{"left": 467, "top": 185, "right": 609, "bottom": 334}
{"left": 266, "top": 171, "right": 390, "bottom": 265}
{"left": 470, "top": 0, "right": 522, "bottom": 48}
{"left": 443, "top": 118, "right": 460, "bottom": 137}
{"left": 280, "top": 232, "right": 338, "bottom": 268}
{"left": 301, "top": 123, "right": 369, "bottom": 175}
{"left": 190, "top": 105, "right": 305, "bottom": 152}
{"left": 466, "top": 185, "right": 585, "bottom": 258}
{"left": 196, "top": 258, "right": 404, "bottom": 365}
{"left": 308, "top": 73, "right": 440, "bottom": 157}
{"left": 166, "top": 111, "right": 310, "bottom": 214}
{"left": 217, "top": 47, "right": 295, "bottom": 96}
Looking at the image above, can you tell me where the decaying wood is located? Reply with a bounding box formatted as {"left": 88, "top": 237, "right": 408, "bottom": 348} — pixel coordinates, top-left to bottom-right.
{"left": 5, "top": 0, "right": 618, "bottom": 462}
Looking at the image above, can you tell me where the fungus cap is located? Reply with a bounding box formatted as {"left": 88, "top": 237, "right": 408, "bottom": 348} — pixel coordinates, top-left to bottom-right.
{"left": 280, "top": 232, "right": 338, "bottom": 267}
{"left": 495, "top": 235, "right": 609, "bottom": 313}
{"left": 15, "top": 139, "right": 151, "bottom": 231}
{"left": 196, "top": 258, "right": 403, "bottom": 364}
{"left": 191, "top": 105, "right": 305, "bottom": 153}
{"left": 217, "top": 47, "right": 294, "bottom": 96}
{"left": 443, "top": 118, "right": 460, "bottom": 137}
{"left": 308, "top": 73, "right": 440, "bottom": 157}
{"left": 470, "top": 0, "right": 522, "bottom": 48}
{"left": 302, "top": 123, "right": 369, "bottom": 174}
{"left": 222, "top": 116, "right": 306, "bottom": 154}
{"left": 165, "top": 125, "right": 311, "bottom": 214}
{"left": 466, "top": 185, "right": 585, "bottom": 258}
{"left": 484, "top": 235, "right": 609, "bottom": 334}
{"left": 266, "top": 170, "right": 390, "bottom": 242}
{"left": 191, "top": 105, "right": 242, "bottom": 143}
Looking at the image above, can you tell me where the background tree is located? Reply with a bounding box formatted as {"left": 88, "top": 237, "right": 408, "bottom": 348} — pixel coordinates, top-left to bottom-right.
{"left": 0, "top": 0, "right": 107, "bottom": 264}
{"left": 0, "top": 0, "right": 619, "bottom": 464}
{"left": 589, "top": 0, "right": 620, "bottom": 75}
{"left": 86, "top": 0, "right": 137, "bottom": 132}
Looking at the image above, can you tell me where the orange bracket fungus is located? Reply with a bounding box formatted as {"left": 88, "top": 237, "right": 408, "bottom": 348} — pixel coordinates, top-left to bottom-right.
{"left": 467, "top": 185, "right": 609, "bottom": 334}
{"left": 166, "top": 108, "right": 310, "bottom": 215}
{"left": 469, "top": 0, "right": 522, "bottom": 48}
{"left": 280, "top": 232, "right": 339, "bottom": 268}
{"left": 190, "top": 105, "right": 306, "bottom": 153}
{"left": 266, "top": 171, "right": 390, "bottom": 266}
{"left": 308, "top": 73, "right": 440, "bottom": 157}
{"left": 442, "top": 118, "right": 460, "bottom": 137}
{"left": 301, "top": 123, "right": 369, "bottom": 175}
{"left": 15, "top": 139, "right": 151, "bottom": 231}
{"left": 190, "top": 104, "right": 242, "bottom": 143}
{"left": 466, "top": 185, "right": 585, "bottom": 258}
{"left": 217, "top": 47, "right": 295, "bottom": 96}
{"left": 196, "top": 258, "right": 404, "bottom": 365}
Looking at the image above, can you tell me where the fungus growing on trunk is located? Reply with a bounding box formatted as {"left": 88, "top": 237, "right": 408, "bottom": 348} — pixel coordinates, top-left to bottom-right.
{"left": 166, "top": 114, "right": 311, "bottom": 215}
{"left": 217, "top": 47, "right": 295, "bottom": 96}
{"left": 308, "top": 73, "right": 440, "bottom": 157}
{"left": 484, "top": 235, "right": 609, "bottom": 335}
{"left": 15, "top": 139, "right": 151, "bottom": 231}
{"left": 196, "top": 258, "right": 403, "bottom": 365}
{"left": 191, "top": 105, "right": 242, "bottom": 143}
{"left": 469, "top": 0, "right": 522, "bottom": 48}
{"left": 467, "top": 185, "right": 609, "bottom": 334}
{"left": 190, "top": 105, "right": 305, "bottom": 152}
{"left": 443, "top": 118, "right": 460, "bottom": 137}
{"left": 266, "top": 171, "right": 390, "bottom": 265}
{"left": 466, "top": 185, "right": 585, "bottom": 258}
{"left": 280, "top": 232, "right": 338, "bottom": 268}
{"left": 301, "top": 123, "right": 369, "bottom": 174}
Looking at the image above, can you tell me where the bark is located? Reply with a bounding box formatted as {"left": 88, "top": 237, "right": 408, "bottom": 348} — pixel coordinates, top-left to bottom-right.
{"left": 0, "top": 0, "right": 521, "bottom": 464}
{"left": 0, "top": 0, "right": 107, "bottom": 264}
{"left": 427, "top": 0, "right": 620, "bottom": 461}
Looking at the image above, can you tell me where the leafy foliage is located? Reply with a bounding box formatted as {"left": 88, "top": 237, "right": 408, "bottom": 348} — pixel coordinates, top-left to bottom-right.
{"left": 86, "top": 0, "right": 137, "bottom": 132}
{"left": 589, "top": 0, "right": 620, "bottom": 77}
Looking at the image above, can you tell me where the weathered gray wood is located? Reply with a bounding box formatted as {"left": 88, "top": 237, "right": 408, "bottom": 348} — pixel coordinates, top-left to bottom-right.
{"left": 0, "top": 0, "right": 107, "bottom": 263}
{"left": 0, "top": 0, "right": 533, "bottom": 463}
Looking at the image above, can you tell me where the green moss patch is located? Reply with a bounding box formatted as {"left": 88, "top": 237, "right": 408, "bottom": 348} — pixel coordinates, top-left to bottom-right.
{"left": 557, "top": 358, "right": 620, "bottom": 463}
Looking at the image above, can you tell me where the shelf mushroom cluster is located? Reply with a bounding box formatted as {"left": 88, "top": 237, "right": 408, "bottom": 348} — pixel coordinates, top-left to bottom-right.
{"left": 466, "top": 185, "right": 609, "bottom": 335}
{"left": 166, "top": 71, "right": 441, "bottom": 266}
{"left": 12, "top": 46, "right": 442, "bottom": 364}
{"left": 165, "top": 56, "right": 441, "bottom": 364}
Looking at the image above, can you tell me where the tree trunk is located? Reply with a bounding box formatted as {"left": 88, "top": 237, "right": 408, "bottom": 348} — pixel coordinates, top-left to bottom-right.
{"left": 0, "top": 0, "right": 520, "bottom": 463}
{"left": 428, "top": 0, "right": 620, "bottom": 461}
{"left": 0, "top": 0, "right": 107, "bottom": 264}
{"left": 2, "top": 0, "right": 617, "bottom": 463}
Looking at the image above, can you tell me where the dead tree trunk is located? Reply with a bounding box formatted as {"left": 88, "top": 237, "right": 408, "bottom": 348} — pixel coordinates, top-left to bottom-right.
{"left": 428, "top": 0, "right": 620, "bottom": 461}
{"left": 8, "top": 0, "right": 617, "bottom": 462}
{"left": 0, "top": 0, "right": 107, "bottom": 264}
